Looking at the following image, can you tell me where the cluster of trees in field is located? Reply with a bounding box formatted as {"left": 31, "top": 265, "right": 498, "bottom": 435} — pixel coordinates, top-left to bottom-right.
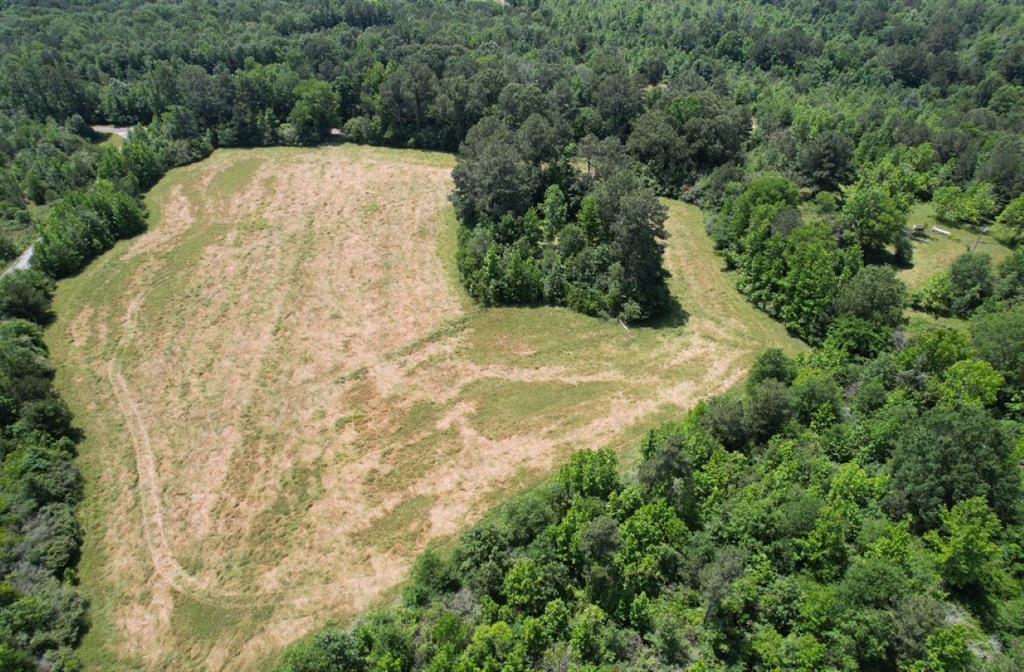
{"left": 453, "top": 126, "right": 670, "bottom": 321}
{"left": 279, "top": 316, "right": 1024, "bottom": 671}
{"left": 3, "top": 0, "right": 1024, "bottom": 318}
{"left": 707, "top": 170, "right": 1024, "bottom": 343}
{"left": 0, "top": 270, "right": 87, "bottom": 671}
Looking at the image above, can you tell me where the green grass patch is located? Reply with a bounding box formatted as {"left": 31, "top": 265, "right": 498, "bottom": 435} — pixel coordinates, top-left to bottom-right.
{"left": 170, "top": 596, "right": 261, "bottom": 644}
{"left": 350, "top": 494, "right": 438, "bottom": 553}
{"left": 466, "top": 378, "right": 619, "bottom": 441}
{"left": 207, "top": 154, "right": 267, "bottom": 197}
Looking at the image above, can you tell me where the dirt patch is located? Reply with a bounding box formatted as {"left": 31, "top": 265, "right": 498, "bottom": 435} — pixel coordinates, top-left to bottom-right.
{"left": 46, "top": 146, "right": 804, "bottom": 672}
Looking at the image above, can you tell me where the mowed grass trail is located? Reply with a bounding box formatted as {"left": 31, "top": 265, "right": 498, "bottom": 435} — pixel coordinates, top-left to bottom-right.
{"left": 46, "top": 145, "right": 803, "bottom": 672}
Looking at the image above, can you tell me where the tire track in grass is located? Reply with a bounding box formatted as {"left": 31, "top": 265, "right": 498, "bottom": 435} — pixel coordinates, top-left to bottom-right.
{"left": 108, "top": 362, "right": 278, "bottom": 609}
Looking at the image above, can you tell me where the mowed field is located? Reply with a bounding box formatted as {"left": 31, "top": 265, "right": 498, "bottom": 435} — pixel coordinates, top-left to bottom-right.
{"left": 46, "top": 145, "right": 803, "bottom": 671}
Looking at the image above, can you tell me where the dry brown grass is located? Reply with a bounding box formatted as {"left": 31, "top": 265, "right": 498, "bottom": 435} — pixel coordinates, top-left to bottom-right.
{"left": 46, "top": 145, "right": 803, "bottom": 671}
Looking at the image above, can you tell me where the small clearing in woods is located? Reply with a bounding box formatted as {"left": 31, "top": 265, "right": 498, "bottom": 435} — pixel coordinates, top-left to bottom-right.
{"left": 899, "top": 202, "right": 1012, "bottom": 294}
{"left": 898, "top": 202, "right": 1012, "bottom": 329}
{"left": 46, "top": 145, "right": 803, "bottom": 671}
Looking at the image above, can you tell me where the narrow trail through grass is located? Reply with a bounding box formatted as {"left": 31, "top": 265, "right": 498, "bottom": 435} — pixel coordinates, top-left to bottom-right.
{"left": 46, "top": 145, "right": 803, "bottom": 672}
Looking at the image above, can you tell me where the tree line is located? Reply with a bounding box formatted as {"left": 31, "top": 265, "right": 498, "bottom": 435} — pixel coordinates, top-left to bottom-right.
{"left": 0, "top": 269, "right": 86, "bottom": 671}
{"left": 2, "top": 0, "right": 1023, "bottom": 317}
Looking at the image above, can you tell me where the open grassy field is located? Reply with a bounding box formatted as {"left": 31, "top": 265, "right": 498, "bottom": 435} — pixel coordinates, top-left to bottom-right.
{"left": 46, "top": 144, "right": 803, "bottom": 671}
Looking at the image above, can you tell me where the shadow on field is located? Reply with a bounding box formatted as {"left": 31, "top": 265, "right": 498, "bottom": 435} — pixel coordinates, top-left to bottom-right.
{"left": 641, "top": 295, "right": 689, "bottom": 330}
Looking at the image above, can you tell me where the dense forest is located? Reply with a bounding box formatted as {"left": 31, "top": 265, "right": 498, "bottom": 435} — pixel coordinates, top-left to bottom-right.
{"left": 0, "top": 0, "right": 1022, "bottom": 669}
{"left": 2, "top": 0, "right": 1023, "bottom": 314}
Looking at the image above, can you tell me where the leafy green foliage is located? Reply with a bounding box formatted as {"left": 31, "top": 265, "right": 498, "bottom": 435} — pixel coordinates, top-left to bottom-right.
{"left": 934, "top": 183, "right": 1000, "bottom": 228}
{"left": 948, "top": 252, "right": 994, "bottom": 318}
{"left": 913, "top": 249, "right": 1022, "bottom": 320}
{"left": 970, "top": 303, "right": 1024, "bottom": 390}
{"left": 835, "top": 265, "right": 907, "bottom": 329}
{"left": 0, "top": 271, "right": 53, "bottom": 324}
{"left": 1, "top": 0, "right": 1020, "bottom": 322}
{"left": 747, "top": 349, "right": 797, "bottom": 388}
{"left": 840, "top": 181, "right": 908, "bottom": 255}
{"left": 286, "top": 81, "right": 340, "bottom": 146}
{"left": 0, "top": 0, "right": 1022, "bottom": 668}
{"left": 993, "top": 195, "right": 1024, "bottom": 247}
{"left": 0, "top": 311, "right": 86, "bottom": 667}
{"left": 34, "top": 180, "right": 146, "bottom": 278}
{"left": 931, "top": 497, "right": 1001, "bottom": 593}
{"left": 721, "top": 177, "right": 871, "bottom": 342}
{"left": 911, "top": 271, "right": 955, "bottom": 317}
{"left": 454, "top": 126, "right": 669, "bottom": 321}
{"left": 887, "top": 405, "right": 1018, "bottom": 530}
{"left": 931, "top": 359, "right": 1005, "bottom": 410}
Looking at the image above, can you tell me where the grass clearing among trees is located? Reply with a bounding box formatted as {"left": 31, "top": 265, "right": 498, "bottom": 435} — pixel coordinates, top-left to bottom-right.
{"left": 900, "top": 202, "right": 1012, "bottom": 293}
{"left": 899, "top": 202, "right": 1014, "bottom": 329}
{"left": 45, "top": 145, "right": 801, "bottom": 671}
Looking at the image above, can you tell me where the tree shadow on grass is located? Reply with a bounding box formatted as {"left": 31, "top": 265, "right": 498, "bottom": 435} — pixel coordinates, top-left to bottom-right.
{"left": 637, "top": 295, "right": 689, "bottom": 330}
{"left": 864, "top": 247, "right": 914, "bottom": 270}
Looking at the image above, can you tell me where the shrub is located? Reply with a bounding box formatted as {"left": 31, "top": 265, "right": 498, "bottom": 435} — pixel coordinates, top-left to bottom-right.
{"left": 791, "top": 370, "right": 843, "bottom": 424}
{"left": 0, "top": 270, "right": 54, "bottom": 324}
{"left": 911, "top": 272, "right": 953, "bottom": 316}
{"left": 970, "top": 304, "right": 1024, "bottom": 388}
{"left": 930, "top": 359, "right": 1004, "bottom": 409}
{"left": 895, "top": 232, "right": 914, "bottom": 265}
{"left": 992, "top": 195, "right": 1024, "bottom": 247}
{"left": 748, "top": 348, "right": 798, "bottom": 389}
{"left": 34, "top": 181, "right": 146, "bottom": 278}
{"left": 824, "top": 316, "right": 893, "bottom": 359}
{"left": 700, "top": 395, "right": 748, "bottom": 451}
{"left": 897, "top": 326, "right": 970, "bottom": 376}
{"left": 22, "top": 504, "right": 81, "bottom": 575}
{"left": 557, "top": 449, "right": 620, "bottom": 501}
{"left": 277, "top": 630, "right": 362, "bottom": 672}
{"left": 840, "top": 181, "right": 907, "bottom": 254}
{"left": 948, "top": 252, "right": 993, "bottom": 317}
{"left": 835, "top": 265, "right": 907, "bottom": 328}
{"left": 745, "top": 379, "right": 794, "bottom": 444}
{"left": 887, "top": 405, "right": 1018, "bottom": 530}
{"left": 934, "top": 182, "right": 999, "bottom": 228}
